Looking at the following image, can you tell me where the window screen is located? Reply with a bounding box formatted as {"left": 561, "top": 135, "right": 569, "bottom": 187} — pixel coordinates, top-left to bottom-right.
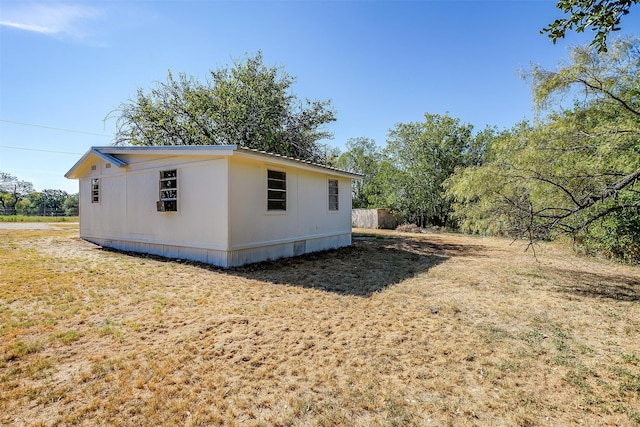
{"left": 159, "top": 170, "right": 178, "bottom": 212}
{"left": 328, "top": 179, "right": 339, "bottom": 211}
{"left": 91, "top": 178, "right": 100, "bottom": 203}
{"left": 267, "top": 170, "right": 286, "bottom": 211}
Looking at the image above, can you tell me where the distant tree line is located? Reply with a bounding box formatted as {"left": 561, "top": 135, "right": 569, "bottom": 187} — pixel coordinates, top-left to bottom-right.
{"left": 337, "top": 37, "right": 640, "bottom": 264}
{"left": 0, "top": 172, "right": 78, "bottom": 216}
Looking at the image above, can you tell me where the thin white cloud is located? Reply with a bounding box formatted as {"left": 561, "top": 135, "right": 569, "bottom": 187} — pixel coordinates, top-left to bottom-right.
{"left": 0, "top": 2, "right": 103, "bottom": 39}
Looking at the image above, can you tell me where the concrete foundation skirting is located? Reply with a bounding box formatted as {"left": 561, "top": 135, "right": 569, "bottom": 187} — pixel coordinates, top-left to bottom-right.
{"left": 83, "top": 233, "right": 352, "bottom": 268}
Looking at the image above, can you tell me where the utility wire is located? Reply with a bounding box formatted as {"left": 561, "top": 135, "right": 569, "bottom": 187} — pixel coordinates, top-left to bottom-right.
{"left": 0, "top": 119, "right": 110, "bottom": 137}
{"left": 0, "top": 145, "right": 83, "bottom": 155}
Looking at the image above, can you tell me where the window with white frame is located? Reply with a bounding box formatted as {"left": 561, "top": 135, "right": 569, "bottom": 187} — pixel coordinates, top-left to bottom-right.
{"left": 328, "top": 179, "right": 339, "bottom": 211}
{"left": 91, "top": 178, "right": 100, "bottom": 203}
{"left": 267, "top": 170, "right": 286, "bottom": 211}
{"left": 158, "top": 169, "right": 177, "bottom": 212}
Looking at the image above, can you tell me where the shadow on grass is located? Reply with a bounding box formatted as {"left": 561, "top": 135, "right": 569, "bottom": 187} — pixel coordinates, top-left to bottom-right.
{"left": 224, "top": 234, "right": 484, "bottom": 297}
{"left": 550, "top": 268, "right": 640, "bottom": 302}
{"left": 101, "top": 233, "right": 484, "bottom": 297}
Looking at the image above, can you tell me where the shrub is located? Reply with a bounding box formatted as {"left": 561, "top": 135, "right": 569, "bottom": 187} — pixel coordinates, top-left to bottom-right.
{"left": 574, "top": 207, "right": 640, "bottom": 264}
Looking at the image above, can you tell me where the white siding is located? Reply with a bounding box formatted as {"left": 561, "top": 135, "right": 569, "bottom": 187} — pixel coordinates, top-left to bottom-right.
{"left": 228, "top": 156, "right": 352, "bottom": 255}
{"left": 79, "top": 156, "right": 229, "bottom": 251}
{"left": 74, "top": 149, "right": 354, "bottom": 267}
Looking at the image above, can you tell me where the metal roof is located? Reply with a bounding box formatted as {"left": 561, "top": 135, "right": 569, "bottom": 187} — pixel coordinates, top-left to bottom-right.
{"left": 65, "top": 145, "right": 362, "bottom": 179}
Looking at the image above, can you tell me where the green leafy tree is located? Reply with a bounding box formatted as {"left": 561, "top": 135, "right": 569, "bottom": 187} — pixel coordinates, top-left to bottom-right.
{"left": 19, "top": 192, "right": 43, "bottom": 215}
{"left": 542, "top": 0, "right": 638, "bottom": 52}
{"left": 41, "top": 189, "right": 69, "bottom": 213}
{"left": 63, "top": 193, "right": 79, "bottom": 216}
{"left": 577, "top": 193, "right": 640, "bottom": 262}
{"left": 447, "top": 38, "right": 640, "bottom": 261}
{"left": 320, "top": 144, "right": 342, "bottom": 168}
{"left": 0, "top": 172, "right": 35, "bottom": 215}
{"left": 336, "top": 137, "right": 382, "bottom": 208}
{"left": 15, "top": 198, "right": 35, "bottom": 216}
{"left": 374, "top": 113, "right": 479, "bottom": 227}
{"left": 111, "top": 52, "right": 337, "bottom": 163}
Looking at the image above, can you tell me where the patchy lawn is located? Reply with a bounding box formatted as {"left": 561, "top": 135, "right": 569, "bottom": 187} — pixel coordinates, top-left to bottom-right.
{"left": 1, "top": 225, "right": 638, "bottom": 426}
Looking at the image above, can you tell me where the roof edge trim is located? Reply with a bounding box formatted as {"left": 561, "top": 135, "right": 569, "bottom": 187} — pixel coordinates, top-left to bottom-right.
{"left": 91, "top": 149, "right": 127, "bottom": 167}
{"left": 66, "top": 144, "right": 362, "bottom": 180}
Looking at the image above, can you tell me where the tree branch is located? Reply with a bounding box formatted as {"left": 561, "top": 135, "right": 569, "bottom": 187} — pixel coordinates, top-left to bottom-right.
{"left": 576, "top": 78, "right": 640, "bottom": 117}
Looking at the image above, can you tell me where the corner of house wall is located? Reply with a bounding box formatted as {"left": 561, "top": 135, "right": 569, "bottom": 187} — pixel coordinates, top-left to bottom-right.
{"left": 225, "top": 156, "right": 232, "bottom": 252}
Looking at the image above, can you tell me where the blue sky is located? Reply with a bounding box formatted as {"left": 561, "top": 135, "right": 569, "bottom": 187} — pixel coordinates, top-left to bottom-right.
{"left": 1, "top": 0, "right": 639, "bottom": 194}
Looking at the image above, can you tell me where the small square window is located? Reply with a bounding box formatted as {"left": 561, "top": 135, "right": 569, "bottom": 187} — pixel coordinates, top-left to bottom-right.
{"left": 328, "top": 179, "right": 339, "bottom": 211}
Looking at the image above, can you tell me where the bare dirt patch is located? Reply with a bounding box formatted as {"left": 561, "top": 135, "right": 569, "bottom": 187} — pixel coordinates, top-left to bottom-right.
{"left": 1, "top": 226, "right": 639, "bottom": 426}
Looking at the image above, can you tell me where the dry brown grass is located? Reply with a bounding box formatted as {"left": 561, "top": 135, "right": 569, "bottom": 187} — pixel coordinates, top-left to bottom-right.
{"left": 1, "top": 225, "right": 639, "bottom": 426}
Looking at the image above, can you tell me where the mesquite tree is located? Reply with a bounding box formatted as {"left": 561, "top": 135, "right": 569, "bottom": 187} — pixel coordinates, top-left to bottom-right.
{"left": 447, "top": 38, "right": 640, "bottom": 261}
{"left": 110, "top": 52, "right": 336, "bottom": 163}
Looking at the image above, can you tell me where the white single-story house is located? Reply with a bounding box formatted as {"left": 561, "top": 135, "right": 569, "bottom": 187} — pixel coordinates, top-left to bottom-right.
{"left": 65, "top": 145, "right": 361, "bottom": 267}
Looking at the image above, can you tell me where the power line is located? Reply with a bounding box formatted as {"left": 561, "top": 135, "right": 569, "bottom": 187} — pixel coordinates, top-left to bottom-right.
{"left": 0, "top": 145, "right": 83, "bottom": 155}
{"left": 0, "top": 119, "right": 110, "bottom": 137}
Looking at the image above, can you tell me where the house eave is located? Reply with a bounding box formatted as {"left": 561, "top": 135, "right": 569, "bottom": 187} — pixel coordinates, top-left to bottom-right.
{"left": 64, "top": 145, "right": 239, "bottom": 179}
{"left": 233, "top": 146, "right": 363, "bottom": 180}
{"left": 65, "top": 144, "right": 362, "bottom": 180}
{"left": 64, "top": 148, "right": 127, "bottom": 179}
{"left": 96, "top": 145, "right": 238, "bottom": 156}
